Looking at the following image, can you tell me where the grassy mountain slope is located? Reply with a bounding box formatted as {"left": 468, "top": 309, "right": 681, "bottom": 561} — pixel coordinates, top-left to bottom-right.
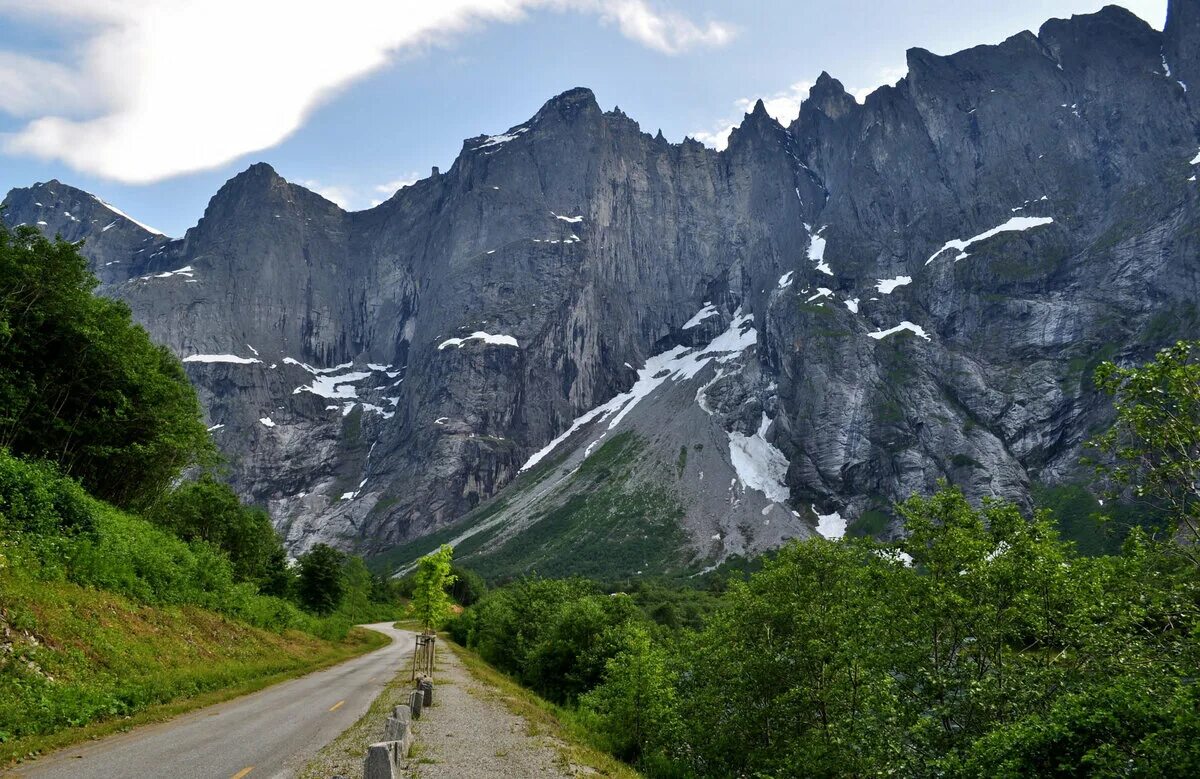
{"left": 0, "top": 572, "right": 385, "bottom": 765}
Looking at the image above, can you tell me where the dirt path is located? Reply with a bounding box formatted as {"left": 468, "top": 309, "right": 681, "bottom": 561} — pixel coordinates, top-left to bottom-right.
{"left": 402, "top": 643, "right": 577, "bottom": 779}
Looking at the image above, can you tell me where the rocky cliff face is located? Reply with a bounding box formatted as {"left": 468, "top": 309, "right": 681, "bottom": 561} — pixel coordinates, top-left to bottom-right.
{"left": 6, "top": 2, "right": 1200, "bottom": 578}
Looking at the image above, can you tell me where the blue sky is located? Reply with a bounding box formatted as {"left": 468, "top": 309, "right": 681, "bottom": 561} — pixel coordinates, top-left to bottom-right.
{"left": 0, "top": 1, "right": 1166, "bottom": 236}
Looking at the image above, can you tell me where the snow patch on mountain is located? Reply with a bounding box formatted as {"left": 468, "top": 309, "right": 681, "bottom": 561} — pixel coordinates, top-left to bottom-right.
{"left": 807, "top": 225, "right": 833, "bottom": 275}
{"left": 925, "top": 216, "right": 1054, "bottom": 264}
{"left": 868, "top": 322, "right": 931, "bottom": 341}
{"left": 876, "top": 275, "right": 912, "bottom": 294}
{"left": 437, "top": 332, "right": 519, "bottom": 350}
{"left": 728, "top": 414, "right": 790, "bottom": 504}
{"left": 814, "top": 507, "right": 847, "bottom": 539}
{"left": 682, "top": 302, "right": 718, "bottom": 329}
{"left": 520, "top": 311, "right": 757, "bottom": 472}
{"left": 183, "top": 354, "right": 261, "bottom": 364}
{"left": 92, "top": 194, "right": 166, "bottom": 236}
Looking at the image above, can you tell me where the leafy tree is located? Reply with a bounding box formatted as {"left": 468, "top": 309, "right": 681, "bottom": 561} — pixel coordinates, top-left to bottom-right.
{"left": 0, "top": 223, "right": 213, "bottom": 508}
{"left": 448, "top": 564, "right": 487, "bottom": 606}
{"left": 297, "top": 543, "right": 345, "bottom": 614}
{"left": 525, "top": 593, "right": 641, "bottom": 702}
{"left": 581, "top": 622, "right": 680, "bottom": 764}
{"left": 338, "top": 554, "right": 375, "bottom": 619}
{"left": 369, "top": 571, "right": 403, "bottom": 605}
{"left": 894, "top": 487, "right": 1080, "bottom": 773}
{"left": 673, "top": 536, "right": 902, "bottom": 776}
{"left": 409, "top": 544, "right": 457, "bottom": 630}
{"left": 467, "top": 576, "right": 598, "bottom": 678}
{"left": 1092, "top": 341, "right": 1200, "bottom": 557}
{"left": 146, "top": 474, "right": 286, "bottom": 588}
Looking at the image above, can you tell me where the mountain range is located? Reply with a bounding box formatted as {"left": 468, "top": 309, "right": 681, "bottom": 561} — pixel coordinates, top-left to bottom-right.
{"left": 5, "top": 1, "right": 1199, "bottom": 579}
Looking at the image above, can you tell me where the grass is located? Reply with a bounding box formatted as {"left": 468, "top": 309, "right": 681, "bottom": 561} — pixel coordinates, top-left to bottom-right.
{"left": 445, "top": 637, "right": 641, "bottom": 778}
{"left": 467, "top": 433, "right": 689, "bottom": 580}
{"left": 0, "top": 574, "right": 388, "bottom": 768}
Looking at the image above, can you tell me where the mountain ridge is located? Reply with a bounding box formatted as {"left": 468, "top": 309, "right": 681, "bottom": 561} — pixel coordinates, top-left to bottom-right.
{"left": 5, "top": 0, "right": 1199, "bottom": 578}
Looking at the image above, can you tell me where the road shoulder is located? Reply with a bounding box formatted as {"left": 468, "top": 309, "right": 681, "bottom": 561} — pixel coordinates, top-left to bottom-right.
{"left": 405, "top": 640, "right": 638, "bottom": 779}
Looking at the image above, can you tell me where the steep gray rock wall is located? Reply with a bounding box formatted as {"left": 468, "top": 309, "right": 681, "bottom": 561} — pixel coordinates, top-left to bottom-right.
{"left": 6, "top": 2, "right": 1200, "bottom": 574}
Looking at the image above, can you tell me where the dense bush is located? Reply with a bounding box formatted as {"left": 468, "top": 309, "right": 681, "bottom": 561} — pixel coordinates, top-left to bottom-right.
{"left": 0, "top": 451, "right": 94, "bottom": 537}
{"left": 452, "top": 576, "right": 647, "bottom": 704}
{"left": 449, "top": 564, "right": 487, "bottom": 606}
{"left": 146, "top": 474, "right": 290, "bottom": 593}
{"left": 0, "top": 449, "right": 399, "bottom": 640}
{"left": 0, "top": 224, "right": 212, "bottom": 509}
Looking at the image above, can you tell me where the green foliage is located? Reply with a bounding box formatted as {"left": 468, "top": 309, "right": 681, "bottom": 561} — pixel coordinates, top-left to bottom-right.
{"left": 580, "top": 623, "right": 679, "bottom": 763}
{"left": 146, "top": 474, "right": 288, "bottom": 590}
{"left": 1091, "top": 340, "right": 1200, "bottom": 555}
{"left": 0, "top": 448, "right": 380, "bottom": 646}
{"left": 451, "top": 482, "right": 1200, "bottom": 777}
{"left": 408, "top": 544, "right": 457, "bottom": 630}
{"left": 448, "top": 565, "right": 487, "bottom": 606}
{"left": 0, "top": 570, "right": 384, "bottom": 759}
{"left": 297, "top": 544, "right": 346, "bottom": 615}
{"left": 0, "top": 223, "right": 212, "bottom": 509}
{"left": 1031, "top": 482, "right": 1164, "bottom": 556}
{"left": 0, "top": 450, "right": 94, "bottom": 536}
{"left": 847, "top": 507, "right": 891, "bottom": 537}
{"left": 454, "top": 577, "right": 646, "bottom": 705}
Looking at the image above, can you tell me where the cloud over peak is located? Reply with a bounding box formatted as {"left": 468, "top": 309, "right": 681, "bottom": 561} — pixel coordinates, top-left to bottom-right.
{"left": 0, "top": 0, "right": 734, "bottom": 184}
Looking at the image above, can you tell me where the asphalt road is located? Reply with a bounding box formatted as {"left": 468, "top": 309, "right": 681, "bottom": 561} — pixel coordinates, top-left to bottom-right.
{"left": 8, "top": 622, "right": 415, "bottom": 779}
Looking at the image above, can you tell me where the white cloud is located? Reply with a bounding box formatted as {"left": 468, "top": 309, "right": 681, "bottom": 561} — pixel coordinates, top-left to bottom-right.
{"left": 0, "top": 51, "right": 104, "bottom": 117}
{"left": 368, "top": 173, "right": 422, "bottom": 206}
{"left": 733, "top": 81, "right": 814, "bottom": 125}
{"left": 0, "top": 0, "right": 733, "bottom": 184}
{"left": 295, "top": 170, "right": 421, "bottom": 210}
{"left": 374, "top": 174, "right": 420, "bottom": 195}
{"left": 850, "top": 66, "right": 906, "bottom": 103}
{"left": 690, "top": 126, "right": 735, "bottom": 150}
{"left": 297, "top": 180, "right": 356, "bottom": 210}
{"left": 588, "top": 0, "right": 734, "bottom": 54}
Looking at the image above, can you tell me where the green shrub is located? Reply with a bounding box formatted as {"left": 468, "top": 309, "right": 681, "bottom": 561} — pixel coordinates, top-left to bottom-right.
{"left": 0, "top": 224, "right": 213, "bottom": 509}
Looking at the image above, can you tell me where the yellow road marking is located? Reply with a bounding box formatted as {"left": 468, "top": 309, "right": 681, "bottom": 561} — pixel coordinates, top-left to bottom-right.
{"left": 329, "top": 699, "right": 345, "bottom": 712}
{"left": 231, "top": 768, "right": 254, "bottom": 779}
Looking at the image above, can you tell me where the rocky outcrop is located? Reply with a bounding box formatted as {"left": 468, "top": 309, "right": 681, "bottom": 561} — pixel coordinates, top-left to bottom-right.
{"left": 6, "top": 2, "right": 1200, "bottom": 576}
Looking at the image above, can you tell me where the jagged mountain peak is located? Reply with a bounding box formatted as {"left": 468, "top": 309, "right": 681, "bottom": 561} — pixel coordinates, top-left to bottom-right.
{"left": 217, "top": 161, "right": 289, "bottom": 195}
{"left": 532, "top": 85, "right": 602, "bottom": 121}
{"left": 1038, "top": 2, "right": 1160, "bottom": 50}
{"left": 802, "top": 71, "right": 857, "bottom": 121}
{"left": 2, "top": 179, "right": 168, "bottom": 282}
{"left": 724, "top": 100, "right": 790, "bottom": 156}
{"left": 193, "top": 162, "right": 345, "bottom": 236}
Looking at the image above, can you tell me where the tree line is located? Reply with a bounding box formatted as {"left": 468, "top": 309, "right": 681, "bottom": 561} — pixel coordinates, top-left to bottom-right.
{"left": 442, "top": 341, "right": 1200, "bottom": 777}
